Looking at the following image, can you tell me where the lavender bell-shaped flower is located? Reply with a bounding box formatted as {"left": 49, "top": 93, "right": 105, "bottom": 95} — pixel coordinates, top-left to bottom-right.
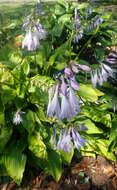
{"left": 98, "top": 69, "right": 103, "bottom": 86}
{"left": 101, "top": 65, "right": 108, "bottom": 82}
{"left": 13, "top": 111, "right": 24, "bottom": 125}
{"left": 22, "top": 29, "right": 34, "bottom": 51}
{"left": 72, "top": 128, "right": 86, "bottom": 150}
{"left": 77, "top": 64, "right": 91, "bottom": 72}
{"left": 61, "top": 78, "right": 67, "bottom": 96}
{"left": 33, "top": 28, "right": 40, "bottom": 49}
{"left": 89, "top": 7, "right": 92, "bottom": 15}
{"left": 22, "top": 29, "right": 30, "bottom": 49}
{"left": 70, "top": 75, "right": 79, "bottom": 91}
{"left": 103, "top": 63, "right": 114, "bottom": 77}
{"left": 47, "top": 84, "right": 60, "bottom": 119}
{"left": 64, "top": 67, "right": 72, "bottom": 76}
{"left": 57, "top": 128, "right": 73, "bottom": 153}
{"left": 36, "top": 23, "right": 46, "bottom": 40}
{"left": 60, "top": 91, "right": 73, "bottom": 120}
{"left": 72, "top": 64, "right": 78, "bottom": 74}
{"left": 69, "top": 87, "right": 81, "bottom": 116}
{"left": 74, "top": 8, "right": 79, "bottom": 29}
{"left": 91, "top": 69, "right": 98, "bottom": 87}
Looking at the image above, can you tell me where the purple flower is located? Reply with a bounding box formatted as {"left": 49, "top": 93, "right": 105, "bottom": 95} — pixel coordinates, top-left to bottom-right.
{"left": 72, "top": 128, "right": 86, "bottom": 150}
{"left": 89, "top": 7, "right": 92, "bottom": 15}
{"left": 64, "top": 67, "right": 71, "bottom": 76}
{"left": 72, "top": 64, "right": 78, "bottom": 74}
{"left": 61, "top": 78, "right": 67, "bottom": 96}
{"left": 22, "top": 18, "right": 30, "bottom": 31}
{"left": 73, "top": 29, "right": 83, "bottom": 43}
{"left": 103, "top": 63, "right": 113, "bottom": 77}
{"left": 99, "top": 17, "right": 104, "bottom": 23}
{"left": 77, "top": 64, "right": 91, "bottom": 72}
{"left": 91, "top": 69, "right": 98, "bottom": 87}
{"left": 36, "top": 24, "right": 46, "bottom": 40}
{"left": 80, "top": 124, "right": 88, "bottom": 131}
{"left": 101, "top": 65, "right": 108, "bottom": 82}
{"left": 69, "top": 87, "right": 81, "bottom": 116}
{"left": 106, "top": 58, "right": 116, "bottom": 64}
{"left": 47, "top": 84, "right": 60, "bottom": 119}
{"left": 60, "top": 93, "right": 73, "bottom": 120}
{"left": 74, "top": 8, "right": 79, "bottom": 29}
{"left": 22, "top": 29, "right": 33, "bottom": 51}
{"left": 91, "top": 63, "right": 114, "bottom": 87}
{"left": 70, "top": 76, "right": 79, "bottom": 91}
{"left": 22, "top": 29, "right": 40, "bottom": 51}
{"left": 98, "top": 70, "right": 103, "bottom": 86}
{"left": 57, "top": 128, "right": 73, "bottom": 153}
{"left": 13, "top": 111, "right": 25, "bottom": 125}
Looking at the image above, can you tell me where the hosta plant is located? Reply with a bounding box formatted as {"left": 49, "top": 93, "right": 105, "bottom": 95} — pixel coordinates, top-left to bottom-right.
{"left": 0, "top": 0, "right": 117, "bottom": 185}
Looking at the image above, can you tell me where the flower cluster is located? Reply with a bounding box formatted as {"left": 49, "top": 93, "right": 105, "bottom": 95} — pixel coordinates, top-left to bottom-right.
{"left": 22, "top": 23, "right": 46, "bottom": 51}
{"left": 88, "top": 15, "right": 104, "bottom": 31}
{"left": 22, "top": 3, "right": 46, "bottom": 52}
{"left": 47, "top": 65, "right": 81, "bottom": 120}
{"left": 73, "top": 8, "right": 83, "bottom": 43}
{"left": 13, "top": 111, "right": 25, "bottom": 126}
{"left": 69, "top": 61, "right": 115, "bottom": 88}
{"left": 91, "top": 63, "right": 114, "bottom": 87}
{"left": 52, "top": 126, "right": 86, "bottom": 153}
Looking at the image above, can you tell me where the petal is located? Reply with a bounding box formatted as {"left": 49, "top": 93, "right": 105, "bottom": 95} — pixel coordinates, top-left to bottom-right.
{"left": 91, "top": 69, "right": 98, "bottom": 87}
{"left": 70, "top": 79, "right": 79, "bottom": 90}
{"left": 69, "top": 87, "right": 81, "bottom": 116}
{"left": 64, "top": 67, "right": 71, "bottom": 76}
{"left": 61, "top": 78, "right": 67, "bottom": 96}
{"left": 60, "top": 94, "right": 73, "bottom": 120}
{"left": 72, "top": 64, "right": 78, "bottom": 74}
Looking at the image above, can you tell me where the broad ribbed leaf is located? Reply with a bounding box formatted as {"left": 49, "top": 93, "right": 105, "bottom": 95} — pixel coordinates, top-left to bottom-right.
{"left": 1, "top": 148, "right": 27, "bottom": 185}
{"left": 96, "top": 139, "right": 116, "bottom": 161}
{"left": 79, "top": 119, "right": 103, "bottom": 134}
{"left": 78, "top": 84, "right": 103, "bottom": 102}
{"left": 28, "top": 132, "right": 47, "bottom": 159}
{"left": 60, "top": 148, "right": 74, "bottom": 164}
{"left": 0, "top": 126, "right": 13, "bottom": 152}
{"left": 23, "top": 110, "right": 35, "bottom": 133}
{"left": 22, "top": 61, "right": 30, "bottom": 75}
{"left": 109, "top": 119, "right": 117, "bottom": 144}
{"left": 45, "top": 150, "right": 62, "bottom": 181}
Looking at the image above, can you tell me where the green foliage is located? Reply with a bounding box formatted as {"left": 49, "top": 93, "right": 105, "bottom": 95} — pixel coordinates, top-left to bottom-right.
{"left": 0, "top": 0, "right": 117, "bottom": 185}
{"left": 45, "top": 150, "right": 62, "bottom": 181}
{"left": 1, "top": 147, "right": 26, "bottom": 185}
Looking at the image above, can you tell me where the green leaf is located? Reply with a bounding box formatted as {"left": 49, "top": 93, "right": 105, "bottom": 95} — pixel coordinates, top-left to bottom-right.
{"left": 1, "top": 148, "right": 27, "bottom": 185}
{"left": 109, "top": 119, "right": 117, "bottom": 144}
{"left": 1, "top": 86, "right": 17, "bottom": 105}
{"left": 82, "top": 105, "right": 111, "bottom": 127}
{"left": 52, "top": 22, "right": 64, "bottom": 37}
{"left": 28, "top": 132, "right": 47, "bottom": 159}
{"left": 0, "top": 126, "right": 13, "bottom": 152}
{"left": 29, "top": 75, "right": 54, "bottom": 92}
{"left": 58, "top": 14, "right": 72, "bottom": 24}
{"left": 79, "top": 84, "right": 99, "bottom": 102}
{"left": 96, "top": 139, "right": 116, "bottom": 161}
{"left": 60, "top": 148, "right": 74, "bottom": 164}
{"left": 22, "top": 61, "right": 30, "bottom": 75}
{"left": 23, "top": 110, "right": 35, "bottom": 133}
{"left": 79, "top": 119, "right": 103, "bottom": 134}
{"left": 0, "top": 97, "right": 5, "bottom": 125}
{"left": 45, "top": 150, "right": 62, "bottom": 181}
{"left": 55, "top": 4, "right": 65, "bottom": 15}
